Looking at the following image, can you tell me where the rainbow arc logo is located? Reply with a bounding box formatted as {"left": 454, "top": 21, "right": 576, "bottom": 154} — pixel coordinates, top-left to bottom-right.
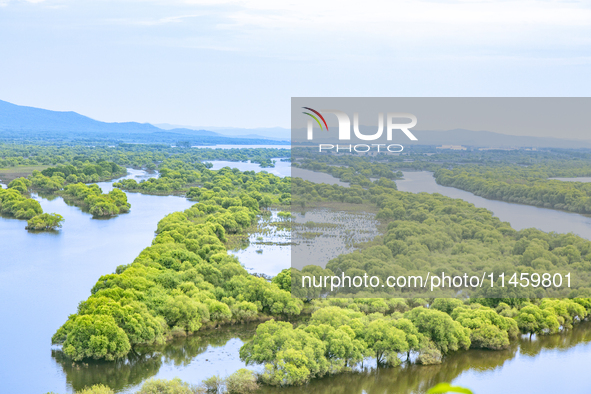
{"left": 302, "top": 107, "right": 329, "bottom": 131}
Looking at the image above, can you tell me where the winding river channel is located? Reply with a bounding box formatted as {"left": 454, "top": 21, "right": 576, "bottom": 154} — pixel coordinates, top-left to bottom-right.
{"left": 2, "top": 166, "right": 591, "bottom": 393}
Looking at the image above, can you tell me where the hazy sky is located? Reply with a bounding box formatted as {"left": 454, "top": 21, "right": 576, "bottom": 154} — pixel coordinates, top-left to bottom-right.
{"left": 0, "top": 0, "right": 590, "bottom": 129}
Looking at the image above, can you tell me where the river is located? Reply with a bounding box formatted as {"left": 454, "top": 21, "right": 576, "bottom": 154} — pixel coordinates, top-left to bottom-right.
{"left": 3, "top": 166, "right": 591, "bottom": 393}
{"left": 396, "top": 171, "right": 591, "bottom": 239}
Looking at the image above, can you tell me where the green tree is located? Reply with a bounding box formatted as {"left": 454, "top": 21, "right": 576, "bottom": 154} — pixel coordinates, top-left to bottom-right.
{"left": 239, "top": 320, "right": 329, "bottom": 386}
{"left": 405, "top": 307, "right": 471, "bottom": 353}
{"left": 136, "top": 378, "right": 198, "bottom": 394}
{"left": 304, "top": 323, "right": 366, "bottom": 367}
{"left": 26, "top": 213, "right": 64, "bottom": 231}
{"left": 271, "top": 268, "right": 292, "bottom": 292}
{"left": 515, "top": 304, "right": 560, "bottom": 337}
{"left": 451, "top": 306, "right": 519, "bottom": 350}
{"left": 77, "top": 384, "right": 115, "bottom": 394}
{"left": 160, "top": 295, "right": 207, "bottom": 333}
{"left": 57, "top": 314, "right": 131, "bottom": 361}
{"left": 225, "top": 369, "right": 259, "bottom": 394}
{"left": 363, "top": 319, "right": 409, "bottom": 365}
{"left": 427, "top": 382, "right": 473, "bottom": 394}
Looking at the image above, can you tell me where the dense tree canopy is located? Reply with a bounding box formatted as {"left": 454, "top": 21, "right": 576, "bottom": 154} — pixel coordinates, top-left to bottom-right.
{"left": 61, "top": 183, "right": 131, "bottom": 217}
{"left": 0, "top": 143, "right": 289, "bottom": 170}
{"left": 0, "top": 175, "right": 63, "bottom": 231}
{"left": 53, "top": 179, "right": 302, "bottom": 361}
{"left": 40, "top": 145, "right": 591, "bottom": 389}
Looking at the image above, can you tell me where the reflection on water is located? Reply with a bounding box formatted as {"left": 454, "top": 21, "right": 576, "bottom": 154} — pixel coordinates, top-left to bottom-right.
{"left": 52, "top": 324, "right": 260, "bottom": 393}
{"left": 258, "top": 322, "right": 591, "bottom": 394}
{"left": 396, "top": 171, "right": 591, "bottom": 241}
{"left": 50, "top": 312, "right": 591, "bottom": 394}
{"left": 230, "top": 211, "right": 291, "bottom": 277}
{"left": 291, "top": 209, "right": 380, "bottom": 269}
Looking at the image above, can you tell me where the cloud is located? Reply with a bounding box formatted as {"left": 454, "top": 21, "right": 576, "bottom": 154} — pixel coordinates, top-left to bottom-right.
{"left": 178, "top": 0, "right": 591, "bottom": 64}
{"left": 3, "top": 0, "right": 47, "bottom": 3}
{"left": 106, "top": 13, "right": 205, "bottom": 26}
{"left": 3, "top": 0, "right": 590, "bottom": 61}
{"left": 162, "top": 0, "right": 590, "bottom": 58}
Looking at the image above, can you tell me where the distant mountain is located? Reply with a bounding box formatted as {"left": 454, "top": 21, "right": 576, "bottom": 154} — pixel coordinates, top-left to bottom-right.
{"left": 292, "top": 126, "right": 591, "bottom": 149}
{"left": 407, "top": 129, "right": 591, "bottom": 149}
{"left": 155, "top": 124, "right": 290, "bottom": 141}
{"left": 0, "top": 100, "right": 291, "bottom": 145}
{"left": 0, "top": 99, "right": 164, "bottom": 134}
{"left": 6, "top": 99, "right": 586, "bottom": 149}
{"left": 0, "top": 100, "right": 288, "bottom": 144}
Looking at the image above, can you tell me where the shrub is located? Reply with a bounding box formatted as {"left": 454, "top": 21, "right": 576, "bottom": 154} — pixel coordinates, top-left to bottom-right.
{"left": 136, "top": 378, "right": 201, "bottom": 394}
{"left": 26, "top": 213, "right": 64, "bottom": 231}
{"left": 225, "top": 369, "right": 259, "bottom": 394}
{"left": 202, "top": 375, "right": 225, "bottom": 394}
{"left": 77, "top": 384, "right": 115, "bottom": 394}
{"left": 417, "top": 341, "right": 442, "bottom": 365}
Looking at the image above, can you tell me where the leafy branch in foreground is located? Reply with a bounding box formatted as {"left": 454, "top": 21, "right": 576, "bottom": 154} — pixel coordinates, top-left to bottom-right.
{"left": 427, "top": 382, "right": 473, "bottom": 394}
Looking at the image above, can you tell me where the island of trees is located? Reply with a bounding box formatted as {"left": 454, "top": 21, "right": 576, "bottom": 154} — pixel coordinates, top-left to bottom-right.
{"left": 0, "top": 177, "right": 63, "bottom": 230}
{"left": 26, "top": 213, "right": 64, "bottom": 231}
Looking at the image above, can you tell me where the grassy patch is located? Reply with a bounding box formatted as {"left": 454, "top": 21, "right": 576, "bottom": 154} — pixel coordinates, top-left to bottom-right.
{"left": 0, "top": 165, "right": 50, "bottom": 183}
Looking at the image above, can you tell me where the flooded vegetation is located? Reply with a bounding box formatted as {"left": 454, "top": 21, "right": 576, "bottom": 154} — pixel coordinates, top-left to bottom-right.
{"left": 292, "top": 209, "right": 381, "bottom": 269}
{"left": 257, "top": 322, "right": 591, "bottom": 394}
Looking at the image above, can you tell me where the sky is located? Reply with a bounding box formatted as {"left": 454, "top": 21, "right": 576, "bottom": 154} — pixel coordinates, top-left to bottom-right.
{"left": 0, "top": 0, "right": 590, "bottom": 129}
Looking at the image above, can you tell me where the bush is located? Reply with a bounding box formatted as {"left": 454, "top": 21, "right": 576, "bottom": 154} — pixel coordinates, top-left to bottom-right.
{"left": 58, "top": 314, "right": 131, "bottom": 361}
{"left": 225, "top": 369, "right": 259, "bottom": 394}
{"left": 136, "top": 378, "right": 202, "bottom": 394}
{"left": 202, "top": 375, "right": 225, "bottom": 394}
{"left": 417, "top": 341, "right": 442, "bottom": 365}
{"left": 77, "top": 384, "right": 115, "bottom": 394}
{"left": 26, "top": 213, "right": 64, "bottom": 231}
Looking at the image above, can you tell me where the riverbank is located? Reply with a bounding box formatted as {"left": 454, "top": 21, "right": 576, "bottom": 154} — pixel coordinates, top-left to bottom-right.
{"left": 396, "top": 171, "right": 591, "bottom": 242}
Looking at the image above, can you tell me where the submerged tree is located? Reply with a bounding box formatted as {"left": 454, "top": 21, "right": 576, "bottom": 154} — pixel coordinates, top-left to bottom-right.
{"left": 26, "top": 213, "right": 64, "bottom": 231}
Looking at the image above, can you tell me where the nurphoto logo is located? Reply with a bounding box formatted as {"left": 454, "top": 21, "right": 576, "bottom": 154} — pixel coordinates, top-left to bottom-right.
{"left": 303, "top": 107, "right": 417, "bottom": 153}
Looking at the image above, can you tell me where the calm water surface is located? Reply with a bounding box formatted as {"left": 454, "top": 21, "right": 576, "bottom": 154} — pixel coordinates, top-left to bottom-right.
{"left": 397, "top": 171, "right": 591, "bottom": 240}
{"left": 230, "top": 210, "right": 291, "bottom": 277}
